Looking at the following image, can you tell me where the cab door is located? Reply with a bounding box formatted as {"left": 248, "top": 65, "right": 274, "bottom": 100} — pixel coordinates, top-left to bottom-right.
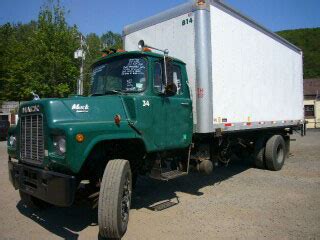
{"left": 165, "top": 63, "right": 193, "bottom": 149}
{"left": 151, "top": 61, "right": 167, "bottom": 149}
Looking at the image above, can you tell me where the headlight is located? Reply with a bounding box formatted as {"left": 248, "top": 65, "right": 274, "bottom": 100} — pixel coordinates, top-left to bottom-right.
{"left": 53, "top": 136, "right": 66, "bottom": 155}
{"left": 9, "top": 135, "right": 16, "bottom": 147}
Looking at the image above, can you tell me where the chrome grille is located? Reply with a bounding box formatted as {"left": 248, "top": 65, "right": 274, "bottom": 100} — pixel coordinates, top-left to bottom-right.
{"left": 20, "top": 114, "right": 44, "bottom": 164}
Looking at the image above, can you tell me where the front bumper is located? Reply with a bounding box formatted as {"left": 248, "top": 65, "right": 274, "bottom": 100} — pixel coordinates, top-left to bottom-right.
{"left": 8, "top": 160, "right": 77, "bottom": 207}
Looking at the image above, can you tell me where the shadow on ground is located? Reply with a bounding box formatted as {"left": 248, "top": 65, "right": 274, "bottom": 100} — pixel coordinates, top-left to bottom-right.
{"left": 17, "top": 158, "right": 252, "bottom": 239}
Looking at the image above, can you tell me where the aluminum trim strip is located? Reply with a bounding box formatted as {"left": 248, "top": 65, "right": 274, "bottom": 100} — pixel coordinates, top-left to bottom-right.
{"left": 214, "top": 120, "right": 303, "bottom": 132}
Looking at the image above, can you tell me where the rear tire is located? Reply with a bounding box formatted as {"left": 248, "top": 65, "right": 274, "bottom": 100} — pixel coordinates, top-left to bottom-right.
{"left": 253, "top": 137, "right": 266, "bottom": 169}
{"left": 98, "top": 159, "right": 132, "bottom": 239}
{"left": 198, "top": 160, "right": 213, "bottom": 175}
{"left": 265, "top": 135, "right": 286, "bottom": 171}
{"left": 284, "top": 136, "right": 290, "bottom": 158}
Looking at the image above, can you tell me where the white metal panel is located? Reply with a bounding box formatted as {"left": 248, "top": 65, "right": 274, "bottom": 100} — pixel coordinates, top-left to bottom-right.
{"left": 124, "top": 13, "right": 197, "bottom": 122}
{"left": 210, "top": 5, "right": 303, "bottom": 125}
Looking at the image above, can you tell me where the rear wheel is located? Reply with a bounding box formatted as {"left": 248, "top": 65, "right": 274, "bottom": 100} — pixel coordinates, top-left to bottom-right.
{"left": 253, "top": 137, "right": 267, "bottom": 169}
{"left": 198, "top": 160, "right": 213, "bottom": 175}
{"left": 98, "top": 159, "right": 132, "bottom": 239}
{"left": 284, "top": 136, "right": 290, "bottom": 158}
{"left": 265, "top": 135, "right": 286, "bottom": 171}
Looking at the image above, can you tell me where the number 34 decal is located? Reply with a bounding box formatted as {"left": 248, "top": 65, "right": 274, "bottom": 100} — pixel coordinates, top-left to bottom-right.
{"left": 142, "top": 100, "right": 150, "bottom": 107}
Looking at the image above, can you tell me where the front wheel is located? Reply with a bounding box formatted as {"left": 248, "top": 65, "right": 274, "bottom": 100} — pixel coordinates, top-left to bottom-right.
{"left": 98, "top": 159, "right": 132, "bottom": 239}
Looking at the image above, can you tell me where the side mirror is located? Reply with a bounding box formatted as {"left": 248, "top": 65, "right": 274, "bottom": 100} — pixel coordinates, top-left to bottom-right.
{"left": 164, "top": 83, "right": 177, "bottom": 96}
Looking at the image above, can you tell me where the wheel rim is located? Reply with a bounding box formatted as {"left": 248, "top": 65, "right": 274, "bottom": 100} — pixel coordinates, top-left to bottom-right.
{"left": 121, "top": 173, "right": 131, "bottom": 228}
{"left": 276, "top": 144, "right": 284, "bottom": 164}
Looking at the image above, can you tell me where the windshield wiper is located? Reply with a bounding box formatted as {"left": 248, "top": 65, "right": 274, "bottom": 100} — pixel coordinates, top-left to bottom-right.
{"left": 91, "top": 93, "right": 105, "bottom": 96}
{"left": 92, "top": 90, "right": 125, "bottom": 96}
{"left": 105, "top": 90, "right": 127, "bottom": 95}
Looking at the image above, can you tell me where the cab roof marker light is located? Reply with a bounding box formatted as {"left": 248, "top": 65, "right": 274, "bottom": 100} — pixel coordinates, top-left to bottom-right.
{"left": 197, "top": 0, "right": 206, "bottom": 6}
{"left": 143, "top": 47, "right": 152, "bottom": 52}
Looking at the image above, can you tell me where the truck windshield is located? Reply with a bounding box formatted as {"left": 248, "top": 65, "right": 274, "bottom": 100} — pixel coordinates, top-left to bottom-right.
{"left": 91, "top": 57, "right": 147, "bottom": 95}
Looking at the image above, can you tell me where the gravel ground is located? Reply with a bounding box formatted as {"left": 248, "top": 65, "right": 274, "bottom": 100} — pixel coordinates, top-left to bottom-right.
{"left": 0, "top": 130, "right": 319, "bottom": 240}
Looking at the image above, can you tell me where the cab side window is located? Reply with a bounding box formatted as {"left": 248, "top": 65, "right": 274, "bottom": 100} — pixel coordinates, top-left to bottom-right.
{"left": 167, "top": 64, "right": 183, "bottom": 95}
{"left": 153, "top": 62, "right": 183, "bottom": 95}
{"left": 153, "top": 62, "right": 164, "bottom": 93}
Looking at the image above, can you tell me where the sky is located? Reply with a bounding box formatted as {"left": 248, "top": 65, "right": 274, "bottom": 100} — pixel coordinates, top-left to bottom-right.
{"left": 0, "top": 0, "right": 319, "bottom": 35}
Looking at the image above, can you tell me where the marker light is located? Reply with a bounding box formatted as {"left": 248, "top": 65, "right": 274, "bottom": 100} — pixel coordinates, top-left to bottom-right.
{"left": 76, "top": 133, "right": 85, "bottom": 143}
{"left": 114, "top": 114, "right": 121, "bottom": 125}
{"left": 143, "top": 47, "right": 152, "bottom": 52}
{"left": 197, "top": 0, "right": 205, "bottom": 5}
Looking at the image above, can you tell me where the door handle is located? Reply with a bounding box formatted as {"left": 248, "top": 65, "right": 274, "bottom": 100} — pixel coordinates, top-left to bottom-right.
{"left": 180, "top": 102, "right": 190, "bottom": 106}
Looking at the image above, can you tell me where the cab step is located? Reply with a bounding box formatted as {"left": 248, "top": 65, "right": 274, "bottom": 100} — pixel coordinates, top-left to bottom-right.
{"left": 149, "top": 169, "right": 187, "bottom": 181}
{"left": 149, "top": 145, "right": 192, "bottom": 181}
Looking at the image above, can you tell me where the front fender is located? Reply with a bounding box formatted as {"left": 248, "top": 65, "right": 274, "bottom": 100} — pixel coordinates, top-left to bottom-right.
{"left": 72, "top": 132, "right": 139, "bottom": 173}
{"left": 58, "top": 122, "right": 139, "bottom": 173}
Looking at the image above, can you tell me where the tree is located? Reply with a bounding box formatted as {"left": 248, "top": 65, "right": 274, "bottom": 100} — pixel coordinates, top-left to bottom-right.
{"left": 101, "top": 31, "right": 123, "bottom": 50}
{"left": 0, "top": 0, "right": 124, "bottom": 100}
{"left": 0, "top": 1, "right": 79, "bottom": 101}
{"left": 82, "top": 33, "right": 103, "bottom": 95}
{"left": 27, "top": 1, "right": 79, "bottom": 98}
{"left": 0, "top": 22, "right": 40, "bottom": 100}
{"left": 277, "top": 28, "right": 320, "bottom": 79}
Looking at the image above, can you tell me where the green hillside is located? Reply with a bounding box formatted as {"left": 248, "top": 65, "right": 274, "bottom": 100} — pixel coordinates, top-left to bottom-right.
{"left": 277, "top": 28, "right": 320, "bottom": 79}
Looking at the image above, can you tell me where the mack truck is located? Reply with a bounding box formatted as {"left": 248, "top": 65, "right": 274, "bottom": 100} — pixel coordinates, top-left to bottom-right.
{"left": 7, "top": 0, "right": 304, "bottom": 239}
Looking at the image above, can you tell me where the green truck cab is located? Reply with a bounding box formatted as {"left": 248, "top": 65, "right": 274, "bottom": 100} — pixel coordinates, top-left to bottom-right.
{"left": 7, "top": 50, "right": 193, "bottom": 238}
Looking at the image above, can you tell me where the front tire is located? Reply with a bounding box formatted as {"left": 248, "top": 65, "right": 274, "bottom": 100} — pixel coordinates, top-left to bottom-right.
{"left": 98, "top": 159, "right": 132, "bottom": 239}
{"left": 265, "top": 135, "right": 286, "bottom": 171}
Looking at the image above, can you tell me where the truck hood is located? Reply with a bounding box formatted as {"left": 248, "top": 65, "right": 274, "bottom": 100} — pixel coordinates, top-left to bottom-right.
{"left": 19, "top": 96, "right": 128, "bottom": 126}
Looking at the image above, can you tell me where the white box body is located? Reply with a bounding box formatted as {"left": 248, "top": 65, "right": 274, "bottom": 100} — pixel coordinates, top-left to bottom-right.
{"left": 123, "top": 0, "right": 303, "bottom": 133}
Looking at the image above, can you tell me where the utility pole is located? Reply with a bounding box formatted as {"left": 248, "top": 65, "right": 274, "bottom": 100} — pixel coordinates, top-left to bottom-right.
{"left": 75, "top": 34, "right": 86, "bottom": 95}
